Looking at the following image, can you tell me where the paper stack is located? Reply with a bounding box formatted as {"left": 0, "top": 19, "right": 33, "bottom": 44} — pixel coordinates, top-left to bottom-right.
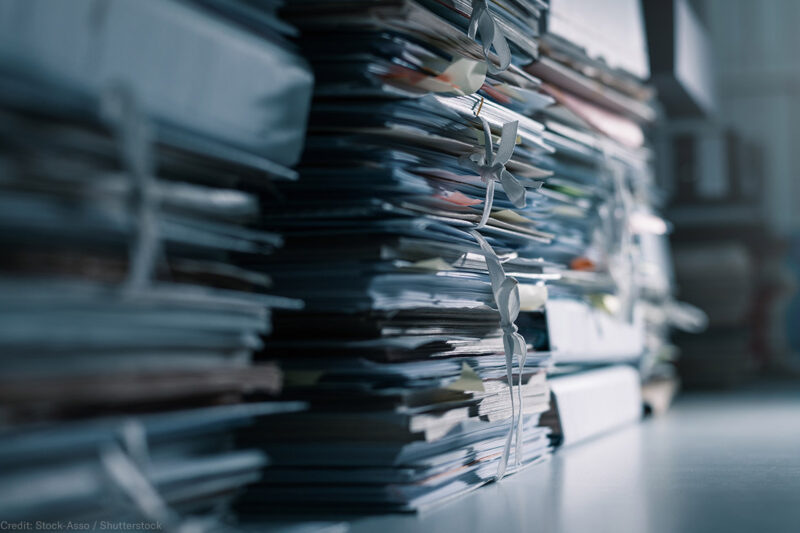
{"left": 0, "top": 0, "right": 313, "bottom": 528}
{"left": 0, "top": 0, "right": 702, "bottom": 523}
{"left": 231, "top": 0, "right": 557, "bottom": 513}
{"left": 249, "top": 0, "right": 701, "bottom": 511}
{"left": 528, "top": 0, "right": 705, "bottom": 440}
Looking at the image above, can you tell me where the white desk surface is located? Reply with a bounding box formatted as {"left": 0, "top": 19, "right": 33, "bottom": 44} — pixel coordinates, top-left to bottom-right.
{"left": 340, "top": 383, "right": 800, "bottom": 533}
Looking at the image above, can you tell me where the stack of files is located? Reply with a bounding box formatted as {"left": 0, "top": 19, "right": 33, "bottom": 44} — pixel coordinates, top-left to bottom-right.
{"left": 519, "top": 65, "right": 659, "bottom": 367}
{"left": 523, "top": 1, "right": 704, "bottom": 436}
{"left": 0, "top": 59, "right": 302, "bottom": 425}
{"left": 0, "top": 0, "right": 316, "bottom": 527}
{"left": 238, "top": 375, "right": 550, "bottom": 511}
{"left": 230, "top": 0, "right": 559, "bottom": 512}
{"left": 0, "top": 402, "right": 304, "bottom": 528}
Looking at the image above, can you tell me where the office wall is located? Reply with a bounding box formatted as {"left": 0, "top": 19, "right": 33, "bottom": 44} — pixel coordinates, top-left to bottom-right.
{"left": 703, "top": 0, "right": 800, "bottom": 235}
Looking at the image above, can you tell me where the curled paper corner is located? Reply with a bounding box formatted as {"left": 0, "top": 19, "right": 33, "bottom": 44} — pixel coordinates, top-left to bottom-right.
{"left": 494, "top": 208, "right": 533, "bottom": 225}
{"left": 518, "top": 284, "right": 548, "bottom": 311}
{"left": 408, "top": 257, "right": 456, "bottom": 272}
{"left": 446, "top": 362, "right": 485, "bottom": 392}
{"left": 396, "top": 58, "right": 487, "bottom": 96}
{"left": 436, "top": 189, "right": 484, "bottom": 207}
{"left": 440, "top": 58, "right": 488, "bottom": 95}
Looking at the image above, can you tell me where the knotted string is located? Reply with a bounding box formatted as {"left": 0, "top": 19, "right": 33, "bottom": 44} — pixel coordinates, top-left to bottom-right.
{"left": 600, "top": 144, "right": 636, "bottom": 323}
{"left": 459, "top": 116, "right": 526, "bottom": 228}
{"left": 460, "top": 111, "right": 531, "bottom": 478}
{"left": 101, "top": 85, "right": 161, "bottom": 294}
{"left": 469, "top": 229, "right": 528, "bottom": 479}
{"left": 468, "top": 0, "right": 512, "bottom": 74}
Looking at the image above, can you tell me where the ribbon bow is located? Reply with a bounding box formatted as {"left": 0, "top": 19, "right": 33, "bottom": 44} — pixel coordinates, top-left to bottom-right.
{"left": 470, "top": 229, "right": 529, "bottom": 479}
{"left": 460, "top": 117, "right": 526, "bottom": 228}
{"left": 468, "top": 0, "right": 512, "bottom": 74}
{"left": 101, "top": 85, "right": 161, "bottom": 295}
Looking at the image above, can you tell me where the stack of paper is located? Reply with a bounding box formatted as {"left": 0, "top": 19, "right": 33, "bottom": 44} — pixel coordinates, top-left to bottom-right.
{"left": 230, "top": 0, "right": 557, "bottom": 513}
{"left": 0, "top": 0, "right": 701, "bottom": 523}
{"left": 0, "top": 0, "right": 314, "bottom": 527}
{"left": 0, "top": 402, "right": 304, "bottom": 526}
{"left": 526, "top": 1, "right": 704, "bottom": 439}
{"left": 248, "top": 0, "right": 701, "bottom": 510}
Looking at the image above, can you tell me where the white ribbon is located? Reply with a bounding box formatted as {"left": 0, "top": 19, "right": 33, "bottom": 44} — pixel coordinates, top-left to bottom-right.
{"left": 459, "top": 116, "right": 526, "bottom": 229}
{"left": 469, "top": 229, "right": 527, "bottom": 479}
{"left": 601, "top": 145, "right": 636, "bottom": 323}
{"left": 468, "top": 0, "right": 512, "bottom": 74}
{"left": 101, "top": 420, "right": 218, "bottom": 533}
{"left": 101, "top": 85, "right": 162, "bottom": 293}
{"left": 101, "top": 422, "right": 175, "bottom": 528}
{"left": 461, "top": 115, "right": 532, "bottom": 479}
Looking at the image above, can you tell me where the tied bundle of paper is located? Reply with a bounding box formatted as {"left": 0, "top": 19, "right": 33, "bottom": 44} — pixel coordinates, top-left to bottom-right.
{"left": 0, "top": 0, "right": 314, "bottom": 527}
{"left": 522, "top": 2, "right": 706, "bottom": 443}
{"left": 525, "top": 5, "right": 708, "bottom": 371}
{"left": 225, "top": 0, "right": 557, "bottom": 513}
{"left": 0, "top": 101, "right": 300, "bottom": 420}
{"left": 0, "top": 403, "right": 305, "bottom": 528}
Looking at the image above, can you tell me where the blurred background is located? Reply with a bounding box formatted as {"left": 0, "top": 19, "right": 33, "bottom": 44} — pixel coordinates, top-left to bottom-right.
{"left": 646, "top": 0, "right": 800, "bottom": 388}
